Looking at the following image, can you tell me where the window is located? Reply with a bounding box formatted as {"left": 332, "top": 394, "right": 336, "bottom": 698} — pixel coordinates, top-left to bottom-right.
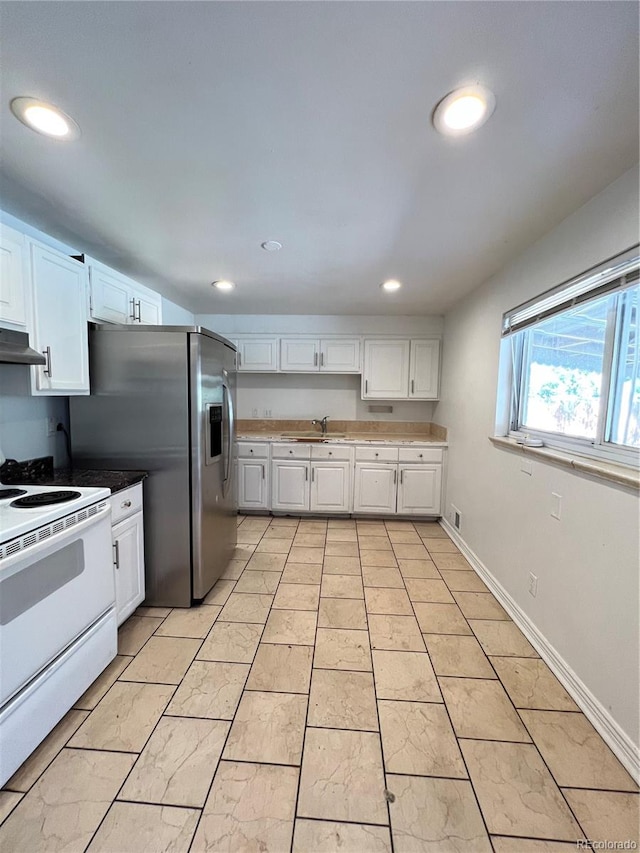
{"left": 502, "top": 247, "right": 640, "bottom": 465}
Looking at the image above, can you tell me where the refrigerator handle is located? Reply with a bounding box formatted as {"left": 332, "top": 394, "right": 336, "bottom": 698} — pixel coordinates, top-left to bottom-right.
{"left": 222, "top": 382, "right": 234, "bottom": 485}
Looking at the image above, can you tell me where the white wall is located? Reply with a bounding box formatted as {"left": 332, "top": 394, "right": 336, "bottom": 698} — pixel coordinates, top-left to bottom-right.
{"left": 196, "top": 314, "right": 442, "bottom": 422}
{"left": 162, "top": 298, "right": 194, "bottom": 325}
{"left": 435, "top": 165, "right": 640, "bottom": 753}
{"left": 0, "top": 366, "right": 69, "bottom": 466}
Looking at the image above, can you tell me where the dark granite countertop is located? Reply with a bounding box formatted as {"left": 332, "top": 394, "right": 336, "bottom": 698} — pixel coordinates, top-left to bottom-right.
{"left": 0, "top": 456, "right": 147, "bottom": 494}
{"left": 40, "top": 468, "right": 148, "bottom": 494}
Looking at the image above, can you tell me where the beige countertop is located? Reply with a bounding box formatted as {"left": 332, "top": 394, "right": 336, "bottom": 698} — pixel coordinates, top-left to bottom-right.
{"left": 236, "top": 431, "right": 448, "bottom": 446}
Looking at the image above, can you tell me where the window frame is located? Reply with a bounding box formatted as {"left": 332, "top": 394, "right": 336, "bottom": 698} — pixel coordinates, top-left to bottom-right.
{"left": 504, "top": 257, "right": 640, "bottom": 470}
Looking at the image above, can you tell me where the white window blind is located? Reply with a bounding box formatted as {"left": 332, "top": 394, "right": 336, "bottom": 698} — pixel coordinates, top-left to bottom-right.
{"left": 502, "top": 246, "right": 640, "bottom": 336}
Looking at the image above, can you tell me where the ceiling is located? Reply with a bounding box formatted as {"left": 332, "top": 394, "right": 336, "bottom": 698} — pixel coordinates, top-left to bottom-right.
{"left": 0, "top": 2, "right": 638, "bottom": 316}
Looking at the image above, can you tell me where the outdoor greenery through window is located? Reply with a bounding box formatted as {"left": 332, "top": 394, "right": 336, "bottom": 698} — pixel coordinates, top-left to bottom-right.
{"left": 503, "top": 248, "right": 639, "bottom": 465}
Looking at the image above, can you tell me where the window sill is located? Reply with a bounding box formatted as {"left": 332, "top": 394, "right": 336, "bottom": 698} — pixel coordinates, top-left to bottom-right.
{"left": 489, "top": 435, "right": 639, "bottom": 492}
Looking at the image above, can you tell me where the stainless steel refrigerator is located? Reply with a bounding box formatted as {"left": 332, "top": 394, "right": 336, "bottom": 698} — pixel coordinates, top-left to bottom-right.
{"left": 70, "top": 325, "right": 237, "bottom": 607}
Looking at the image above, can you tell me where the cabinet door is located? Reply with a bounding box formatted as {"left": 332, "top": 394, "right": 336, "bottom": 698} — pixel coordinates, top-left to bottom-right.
{"left": 311, "top": 461, "right": 351, "bottom": 513}
{"left": 320, "top": 338, "right": 361, "bottom": 373}
{"left": 271, "top": 460, "right": 310, "bottom": 511}
{"left": 238, "top": 458, "right": 270, "bottom": 510}
{"left": 280, "top": 338, "right": 319, "bottom": 371}
{"left": 362, "top": 340, "right": 410, "bottom": 398}
{"left": 133, "top": 289, "right": 162, "bottom": 325}
{"left": 237, "top": 338, "right": 278, "bottom": 371}
{"left": 353, "top": 463, "right": 397, "bottom": 514}
{"left": 30, "top": 243, "right": 90, "bottom": 395}
{"left": 0, "top": 225, "right": 27, "bottom": 327}
{"left": 89, "top": 263, "right": 133, "bottom": 324}
{"left": 397, "top": 465, "right": 442, "bottom": 515}
{"left": 409, "top": 340, "right": 440, "bottom": 399}
{"left": 113, "top": 511, "right": 145, "bottom": 625}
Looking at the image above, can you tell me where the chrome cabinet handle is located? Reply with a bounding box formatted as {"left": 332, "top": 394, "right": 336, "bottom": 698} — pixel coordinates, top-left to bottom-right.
{"left": 135, "top": 300, "right": 141, "bottom": 322}
{"left": 411, "top": 379, "right": 415, "bottom": 394}
{"left": 320, "top": 352, "right": 324, "bottom": 367}
{"left": 312, "top": 467, "right": 315, "bottom": 482}
{"left": 394, "top": 469, "right": 397, "bottom": 484}
{"left": 314, "top": 352, "right": 318, "bottom": 366}
{"left": 113, "top": 541, "right": 120, "bottom": 569}
{"left": 289, "top": 449, "right": 293, "bottom": 454}
{"left": 237, "top": 351, "right": 242, "bottom": 368}
{"left": 305, "top": 467, "right": 308, "bottom": 480}
{"left": 249, "top": 448, "right": 253, "bottom": 454}
{"left": 121, "top": 499, "right": 132, "bottom": 508}
{"left": 400, "top": 470, "right": 404, "bottom": 484}
{"left": 419, "top": 453, "right": 423, "bottom": 458}
{"left": 328, "top": 451, "right": 332, "bottom": 456}
{"left": 365, "top": 379, "right": 368, "bottom": 393}
{"left": 129, "top": 298, "right": 136, "bottom": 320}
{"left": 42, "top": 346, "right": 52, "bottom": 377}
{"left": 375, "top": 452, "right": 379, "bottom": 457}
{"left": 262, "top": 464, "right": 265, "bottom": 479}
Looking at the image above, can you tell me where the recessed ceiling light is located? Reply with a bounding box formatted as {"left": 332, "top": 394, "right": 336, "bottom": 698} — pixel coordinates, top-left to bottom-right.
{"left": 261, "top": 240, "right": 282, "bottom": 252}
{"left": 432, "top": 85, "right": 495, "bottom": 136}
{"left": 10, "top": 97, "right": 80, "bottom": 140}
{"left": 381, "top": 279, "right": 402, "bottom": 292}
{"left": 212, "top": 280, "right": 235, "bottom": 291}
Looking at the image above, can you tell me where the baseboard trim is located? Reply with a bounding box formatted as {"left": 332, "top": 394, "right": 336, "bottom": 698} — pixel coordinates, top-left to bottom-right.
{"left": 440, "top": 517, "right": 640, "bottom": 784}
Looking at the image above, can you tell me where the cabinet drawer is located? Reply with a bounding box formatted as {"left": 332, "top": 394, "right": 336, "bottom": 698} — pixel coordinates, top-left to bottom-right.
{"left": 271, "top": 442, "right": 311, "bottom": 460}
{"left": 237, "top": 442, "right": 270, "bottom": 459}
{"left": 110, "top": 483, "right": 143, "bottom": 525}
{"left": 398, "top": 447, "right": 443, "bottom": 464}
{"left": 311, "top": 444, "right": 353, "bottom": 461}
{"left": 355, "top": 446, "right": 399, "bottom": 463}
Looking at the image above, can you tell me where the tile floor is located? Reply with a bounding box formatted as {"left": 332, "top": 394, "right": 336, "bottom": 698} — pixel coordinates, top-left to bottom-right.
{"left": 1, "top": 514, "right": 638, "bottom": 852}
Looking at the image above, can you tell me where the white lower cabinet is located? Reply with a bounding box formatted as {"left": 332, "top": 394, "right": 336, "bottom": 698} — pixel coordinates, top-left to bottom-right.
{"left": 397, "top": 464, "right": 442, "bottom": 515}
{"left": 111, "top": 484, "right": 145, "bottom": 625}
{"left": 271, "top": 460, "right": 310, "bottom": 511}
{"left": 239, "top": 439, "right": 442, "bottom": 517}
{"left": 237, "top": 441, "right": 271, "bottom": 511}
{"left": 311, "top": 461, "right": 351, "bottom": 513}
{"left": 353, "top": 463, "right": 397, "bottom": 514}
{"left": 238, "top": 458, "right": 270, "bottom": 509}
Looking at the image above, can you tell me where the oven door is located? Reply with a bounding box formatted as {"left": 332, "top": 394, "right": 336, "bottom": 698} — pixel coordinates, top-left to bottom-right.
{"left": 0, "top": 502, "right": 114, "bottom": 707}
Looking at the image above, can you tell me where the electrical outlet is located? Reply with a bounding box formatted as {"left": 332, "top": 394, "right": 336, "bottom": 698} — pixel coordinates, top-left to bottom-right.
{"left": 46, "top": 417, "right": 57, "bottom": 437}
{"left": 450, "top": 504, "right": 462, "bottom": 530}
{"left": 528, "top": 572, "right": 538, "bottom": 597}
{"left": 551, "top": 492, "right": 562, "bottom": 520}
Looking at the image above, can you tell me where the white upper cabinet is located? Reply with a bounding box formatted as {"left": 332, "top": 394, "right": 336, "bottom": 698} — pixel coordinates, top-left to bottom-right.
{"left": 88, "top": 258, "right": 162, "bottom": 326}
{"left": 30, "top": 241, "right": 90, "bottom": 395}
{"left": 280, "top": 338, "right": 319, "bottom": 371}
{"left": 0, "top": 224, "right": 27, "bottom": 328}
{"left": 362, "top": 338, "right": 440, "bottom": 400}
{"left": 278, "top": 337, "right": 361, "bottom": 373}
{"left": 235, "top": 338, "right": 279, "bottom": 371}
{"left": 320, "top": 338, "right": 360, "bottom": 372}
{"left": 362, "top": 339, "right": 410, "bottom": 398}
{"left": 409, "top": 339, "right": 440, "bottom": 399}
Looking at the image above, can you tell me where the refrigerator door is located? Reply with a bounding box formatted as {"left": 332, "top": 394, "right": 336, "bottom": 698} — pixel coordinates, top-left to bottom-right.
{"left": 190, "top": 333, "right": 237, "bottom": 599}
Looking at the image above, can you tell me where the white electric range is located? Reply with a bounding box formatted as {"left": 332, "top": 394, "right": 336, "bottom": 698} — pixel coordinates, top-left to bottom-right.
{"left": 0, "top": 483, "right": 116, "bottom": 786}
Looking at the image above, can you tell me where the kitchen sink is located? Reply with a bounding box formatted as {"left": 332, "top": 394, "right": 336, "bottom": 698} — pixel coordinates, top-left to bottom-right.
{"left": 281, "top": 431, "right": 347, "bottom": 441}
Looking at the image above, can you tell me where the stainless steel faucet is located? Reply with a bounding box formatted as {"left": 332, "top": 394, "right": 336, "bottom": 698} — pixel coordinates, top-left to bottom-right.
{"left": 311, "top": 415, "right": 329, "bottom": 435}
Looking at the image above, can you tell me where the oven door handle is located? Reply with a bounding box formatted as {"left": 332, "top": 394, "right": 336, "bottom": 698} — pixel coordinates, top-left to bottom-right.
{"left": 0, "top": 502, "right": 112, "bottom": 581}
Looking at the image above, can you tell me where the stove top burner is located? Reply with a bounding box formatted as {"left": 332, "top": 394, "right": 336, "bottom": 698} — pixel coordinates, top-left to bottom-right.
{"left": 0, "top": 488, "right": 27, "bottom": 500}
{"left": 11, "top": 490, "right": 82, "bottom": 508}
